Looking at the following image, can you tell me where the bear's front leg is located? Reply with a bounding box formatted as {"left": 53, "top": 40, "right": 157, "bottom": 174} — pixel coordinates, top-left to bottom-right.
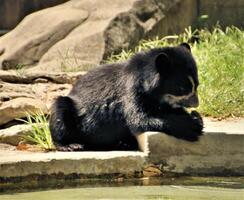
{"left": 163, "top": 110, "right": 203, "bottom": 141}
{"left": 127, "top": 107, "right": 203, "bottom": 144}
{"left": 125, "top": 108, "right": 168, "bottom": 152}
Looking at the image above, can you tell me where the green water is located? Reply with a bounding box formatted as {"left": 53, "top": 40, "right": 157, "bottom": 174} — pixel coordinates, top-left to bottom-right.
{"left": 1, "top": 185, "right": 244, "bottom": 200}
{"left": 1, "top": 177, "right": 244, "bottom": 200}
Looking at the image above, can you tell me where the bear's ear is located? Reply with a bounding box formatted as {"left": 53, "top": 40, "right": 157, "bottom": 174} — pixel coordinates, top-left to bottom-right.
{"left": 155, "top": 52, "right": 171, "bottom": 75}
{"left": 180, "top": 42, "right": 191, "bottom": 52}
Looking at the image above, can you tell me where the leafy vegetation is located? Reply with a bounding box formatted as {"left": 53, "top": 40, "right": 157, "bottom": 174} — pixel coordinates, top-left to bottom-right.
{"left": 106, "top": 26, "right": 244, "bottom": 118}
{"left": 15, "top": 64, "right": 26, "bottom": 76}
{"left": 19, "top": 111, "right": 55, "bottom": 150}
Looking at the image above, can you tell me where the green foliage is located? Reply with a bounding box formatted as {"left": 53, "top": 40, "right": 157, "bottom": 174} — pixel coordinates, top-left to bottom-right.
{"left": 15, "top": 64, "right": 26, "bottom": 76}
{"left": 106, "top": 26, "right": 244, "bottom": 118}
{"left": 194, "top": 26, "right": 244, "bottom": 118}
{"left": 19, "top": 111, "right": 55, "bottom": 150}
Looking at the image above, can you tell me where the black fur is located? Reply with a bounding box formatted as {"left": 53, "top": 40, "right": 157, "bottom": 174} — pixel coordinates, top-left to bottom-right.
{"left": 50, "top": 44, "right": 203, "bottom": 151}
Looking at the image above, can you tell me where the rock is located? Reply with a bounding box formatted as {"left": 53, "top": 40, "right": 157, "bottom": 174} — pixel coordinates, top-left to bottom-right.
{"left": 0, "top": 70, "right": 80, "bottom": 112}
{"left": 0, "top": 143, "right": 16, "bottom": 151}
{"left": 0, "top": 0, "right": 197, "bottom": 72}
{"left": 0, "top": 81, "right": 36, "bottom": 102}
{"left": 30, "top": 0, "right": 138, "bottom": 72}
{"left": 0, "top": 70, "right": 85, "bottom": 84}
{"left": 0, "top": 124, "right": 32, "bottom": 145}
{"left": 0, "top": 62, "right": 84, "bottom": 141}
{"left": 143, "top": 165, "right": 162, "bottom": 177}
{"left": 0, "top": 82, "right": 72, "bottom": 110}
{"left": 0, "top": 2, "right": 89, "bottom": 69}
{"left": 0, "top": 97, "right": 48, "bottom": 126}
{"left": 0, "top": 70, "right": 77, "bottom": 129}
{"left": 0, "top": 71, "right": 78, "bottom": 147}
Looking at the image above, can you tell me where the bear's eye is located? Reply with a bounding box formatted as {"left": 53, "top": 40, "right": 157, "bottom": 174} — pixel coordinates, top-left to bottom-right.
{"left": 179, "top": 87, "right": 185, "bottom": 92}
{"left": 178, "top": 87, "right": 186, "bottom": 95}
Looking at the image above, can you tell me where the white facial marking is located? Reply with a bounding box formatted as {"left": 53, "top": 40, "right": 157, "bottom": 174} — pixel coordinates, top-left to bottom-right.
{"left": 162, "top": 76, "right": 196, "bottom": 106}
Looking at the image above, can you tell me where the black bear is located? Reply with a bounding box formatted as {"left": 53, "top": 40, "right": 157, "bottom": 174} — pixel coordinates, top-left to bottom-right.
{"left": 49, "top": 43, "right": 203, "bottom": 151}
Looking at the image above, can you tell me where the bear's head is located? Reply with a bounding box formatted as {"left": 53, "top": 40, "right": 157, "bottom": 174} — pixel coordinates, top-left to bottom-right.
{"left": 150, "top": 43, "right": 199, "bottom": 108}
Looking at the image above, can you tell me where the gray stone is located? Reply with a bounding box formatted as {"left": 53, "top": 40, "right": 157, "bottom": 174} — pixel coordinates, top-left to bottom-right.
{"left": 0, "top": 124, "right": 32, "bottom": 145}
{"left": 0, "top": 97, "right": 48, "bottom": 126}
{"left": 148, "top": 118, "right": 244, "bottom": 175}
{"left": 0, "top": 150, "right": 146, "bottom": 178}
{"left": 0, "top": 70, "right": 80, "bottom": 117}
{"left": 0, "top": 3, "right": 89, "bottom": 69}
{"left": 0, "top": 0, "right": 197, "bottom": 72}
{"left": 0, "top": 143, "right": 16, "bottom": 151}
{"left": 203, "top": 118, "right": 244, "bottom": 135}
{"left": 0, "top": 70, "right": 85, "bottom": 84}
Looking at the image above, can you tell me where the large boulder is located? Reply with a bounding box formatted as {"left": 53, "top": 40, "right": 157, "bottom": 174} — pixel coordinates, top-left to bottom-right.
{"left": 0, "top": 0, "right": 197, "bottom": 72}
{"left": 0, "top": 4, "right": 89, "bottom": 69}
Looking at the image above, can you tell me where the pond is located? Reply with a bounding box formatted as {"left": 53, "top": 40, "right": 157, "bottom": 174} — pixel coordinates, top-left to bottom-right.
{"left": 1, "top": 177, "right": 244, "bottom": 200}
{"left": 1, "top": 185, "right": 243, "bottom": 200}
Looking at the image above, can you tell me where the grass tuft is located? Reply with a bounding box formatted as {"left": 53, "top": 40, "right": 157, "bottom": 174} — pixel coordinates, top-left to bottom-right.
{"left": 19, "top": 111, "right": 55, "bottom": 150}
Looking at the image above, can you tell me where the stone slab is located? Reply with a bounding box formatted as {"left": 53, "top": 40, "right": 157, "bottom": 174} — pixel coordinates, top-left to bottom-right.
{"left": 0, "top": 149, "right": 146, "bottom": 178}
{"left": 204, "top": 118, "right": 244, "bottom": 134}
{"left": 148, "top": 118, "right": 244, "bottom": 175}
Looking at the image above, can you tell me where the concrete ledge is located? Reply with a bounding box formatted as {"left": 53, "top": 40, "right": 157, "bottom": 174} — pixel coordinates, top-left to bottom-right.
{"left": 148, "top": 118, "right": 244, "bottom": 175}
{"left": 0, "top": 119, "right": 243, "bottom": 182}
{"left": 0, "top": 151, "right": 146, "bottom": 178}
{"left": 148, "top": 132, "right": 244, "bottom": 175}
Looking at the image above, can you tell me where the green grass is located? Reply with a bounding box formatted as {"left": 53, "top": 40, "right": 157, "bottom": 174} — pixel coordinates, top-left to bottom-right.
{"left": 106, "top": 26, "right": 244, "bottom": 118}
{"left": 19, "top": 111, "right": 55, "bottom": 150}
{"left": 193, "top": 27, "right": 244, "bottom": 118}
{"left": 15, "top": 64, "right": 26, "bottom": 76}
